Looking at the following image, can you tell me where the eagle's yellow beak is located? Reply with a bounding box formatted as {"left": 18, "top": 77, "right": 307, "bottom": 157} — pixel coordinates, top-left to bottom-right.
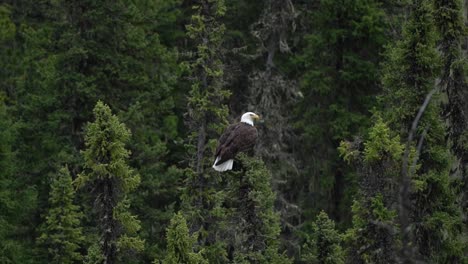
{"left": 253, "top": 114, "right": 260, "bottom": 120}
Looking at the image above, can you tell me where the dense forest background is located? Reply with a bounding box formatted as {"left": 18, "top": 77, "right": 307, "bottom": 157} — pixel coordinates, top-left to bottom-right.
{"left": 0, "top": 0, "right": 467, "bottom": 263}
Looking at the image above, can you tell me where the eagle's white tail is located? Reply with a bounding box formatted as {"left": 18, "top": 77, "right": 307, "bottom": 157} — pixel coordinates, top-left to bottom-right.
{"left": 212, "top": 157, "right": 234, "bottom": 172}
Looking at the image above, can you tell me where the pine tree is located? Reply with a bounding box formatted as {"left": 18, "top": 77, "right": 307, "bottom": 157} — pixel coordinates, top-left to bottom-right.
{"left": 301, "top": 211, "right": 344, "bottom": 264}
{"left": 38, "top": 166, "right": 84, "bottom": 264}
{"left": 162, "top": 212, "right": 207, "bottom": 264}
{"left": 228, "top": 154, "right": 291, "bottom": 264}
{"left": 381, "top": 0, "right": 465, "bottom": 261}
{"left": 76, "top": 101, "right": 144, "bottom": 263}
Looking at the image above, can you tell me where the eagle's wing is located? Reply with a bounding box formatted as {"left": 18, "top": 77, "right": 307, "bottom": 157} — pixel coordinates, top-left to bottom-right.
{"left": 236, "top": 125, "right": 257, "bottom": 153}
{"left": 215, "top": 123, "right": 239, "bottom": 157}
{"left": 214, "top": 123, "right": 257, "bottom": 165}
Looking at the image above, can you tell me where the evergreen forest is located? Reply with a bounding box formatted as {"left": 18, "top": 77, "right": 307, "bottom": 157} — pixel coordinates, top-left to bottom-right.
{"left": 0, "top": 0, "right": 467, "bottom": 263}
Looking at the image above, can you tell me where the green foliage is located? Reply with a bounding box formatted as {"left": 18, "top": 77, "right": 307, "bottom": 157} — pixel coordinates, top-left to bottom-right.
{"left": 38, "top": 166, "right": 84, "bottom": 264}
{"left": 229, "top": 154, "right": 292, "bottom": 264}
{"left": 301, "top": 211, "right": 344, "bottom": 264}
{"left": 339, "top": 114, "right": 402, "bottom": 262}
{"left": 433, "top": 0, "right": 468, "bottom": 236}
{"left": 0, "top": 5, "right": 15, "bottom": 42}
{"left": 380, "top": 0, "right": 466, "bottom": 261}
{"left": 0, "top": 95, "right": 37, "bottom": 263}
{"left": 180, "top": 0, "right": 232, "bottom": 262}
{"left": 83, "top": 243, "right": 104, "bottom": 264}
{"left": 115, "top": 198, "right": 145, "bottom": 253}
{"left": 162, "top": 212, "right": 207, "bottom": 264}
{"left": 364, "top": 117, "right": 404, "bottom": 163}
{"left": 338, "top": 141, "right": 359, "bottom": 164}
{"left": 293, "top": 0, "right": 388, "bottom": 222}
{"left": 433, "top": 0, "right": 466, "bottom": 58}
{"left": 185, "top": 0, "right": 230, "bottom": 167}
{"left": 381, "top": 0, "right": 440, "bottom": 127}
{"left": 180, "top": 167, "right": 230, "bottom": 263}
{"left": 412, "top": 169, "right": 466, "bottom": 263}
{"left": 86, "top": 100, "right": 140, "bottom": 187}
{"left": 77, "top": 101, "right": 140, "bottom": 191}
{"left": 345, "top": 195, "right": 399, "bottom": 263}
{"left": 0, "top": 0, "right": 467, "bottom": 263}
{"left": 77, "top": 101, "right": 143, "bottom": 262}
{"left": 0, "top": 4, "right": 20, "bottom": 96}
{"left": 339, "top": 117, "right": 404, "bottom": 164}
{"left": 295, "top": 0, "right": 387, "bottom": 140}
{"left": 7, "top": 1, "right": 184, "bottom": 260}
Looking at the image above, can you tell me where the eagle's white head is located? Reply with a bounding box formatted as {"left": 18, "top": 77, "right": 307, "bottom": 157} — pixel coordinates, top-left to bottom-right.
{"left": 241, "top": 112, "right": 260, "bottom": 126}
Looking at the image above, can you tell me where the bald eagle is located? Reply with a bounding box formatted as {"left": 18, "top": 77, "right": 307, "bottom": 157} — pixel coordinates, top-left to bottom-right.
{"left": 212, "top": 112, "right": 260, "bottom": 172}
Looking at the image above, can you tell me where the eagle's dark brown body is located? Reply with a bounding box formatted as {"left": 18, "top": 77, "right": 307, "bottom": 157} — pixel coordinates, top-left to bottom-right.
{"left": 214, "top": 122, "right": 258, "bottom": 166}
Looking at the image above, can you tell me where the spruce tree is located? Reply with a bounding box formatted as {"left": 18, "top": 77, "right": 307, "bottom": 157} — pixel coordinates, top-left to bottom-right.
{"left": 301, "top": 211, "right": 344, "bottom": 264}
{"left": 0, "top": 95, "right": 37, "bottom": 263}
{"left": 381, "top": 0, "right": 465, "bottom": 261}
{"left": 293, "top": 0, "right": 387, "bottom": 222}
{"left": 117, "top": 1, "right": 183, "bottom": 259}
{"left": 13, "top": 1, "right": 183, "bottom": 259}
{"left": 181, "top": 0, "right": 230, "bottom": 262}
{"left": 244, "top": 2, "right": 299, "bottom": 251}
{"left": 162, "top": 212, "right": 207, "bottom": 264}
{"left": 433, "top": 0, "right": 468, "bottom": 226}
{"left": 0, "top": 4, "right": 18, "bottom": 94}
{"left": 0, "top": 3, "right": 56, "bottom": 262}
{"left": 38, "top": 166, "right": 84, "bottom": 264}
{"left": 228, "top": 154, "right": 291, "bottom": 264}
{"left": 185, "top": 0, "right": 229, "bottom": 174}
{"left": 339, "top": 118, "right": 402, "bottom": 263}
{"left": 76, "top": 101, "right": 143, "bottom": 263}
{"left": 181, "top": 2, "right": 293, "bottom": 262}
{"left": 0, "top": 6, "right": 30, "bottom": 262}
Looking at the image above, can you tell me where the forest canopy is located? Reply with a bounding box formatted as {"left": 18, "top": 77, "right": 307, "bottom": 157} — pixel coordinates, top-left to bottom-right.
{"left": 0, "top": 0, "right": 467, "bottom": 263}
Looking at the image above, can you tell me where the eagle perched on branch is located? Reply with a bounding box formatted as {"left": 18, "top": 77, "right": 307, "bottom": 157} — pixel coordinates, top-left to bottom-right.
{"left": 212, "top": 112, "right": 260, "bottom": 172}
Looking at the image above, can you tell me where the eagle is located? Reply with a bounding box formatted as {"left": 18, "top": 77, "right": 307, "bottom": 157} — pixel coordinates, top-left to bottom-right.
{"left": 212, "top": 112, "right": 260, "bottom": 172}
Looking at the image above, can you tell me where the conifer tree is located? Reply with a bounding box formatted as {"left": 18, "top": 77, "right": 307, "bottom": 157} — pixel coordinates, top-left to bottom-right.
{"left": 13, "top": 1, "right": 183, "bottom": 259}
{"left": 433, "top": 0, "right": 468, "bottom": 224}
{"left": 244, "top": 2, "right": 300, "bottom": 248}
{"left": 0, "top": 3, "right": 52, "bottom": 262}
{"left": 301, "top": 211, "right": 344, "bottom": 264}
{"left": 181, "top": 0, "right": 230, "bottom": 262}
{"left": 38, "top": 166, "right": 84, "bottom": 264}
{"left": 0, "top": 5, "right": 37, "bottom": 263}
{"left": 0, "top": 4, "right": 18, "bottom": 94}
{"left": 293, "top": 0, "right": 387, "bottom": 221}
{"left": 381, "top": 0, "right": 465, "bottom": 261}
{"left": 228, "top": 154, "right": 291, "bottom": 264}
{"left": 116, "top": 1, "right": 183, "bottom": 258}
{"left": 339, "top": 118, "right": 402, "bottom": 263}
{"left": 162, "top": 212, "right": 207, "bottom": 264}
{"left": 0, "top": 95, "right": 37, "bottom": 263}
{"left": 185, "top": 0, "right": 229, "bottom": 174}
{"left": 76, "top": 101, "right": 144, "bottom": 263}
